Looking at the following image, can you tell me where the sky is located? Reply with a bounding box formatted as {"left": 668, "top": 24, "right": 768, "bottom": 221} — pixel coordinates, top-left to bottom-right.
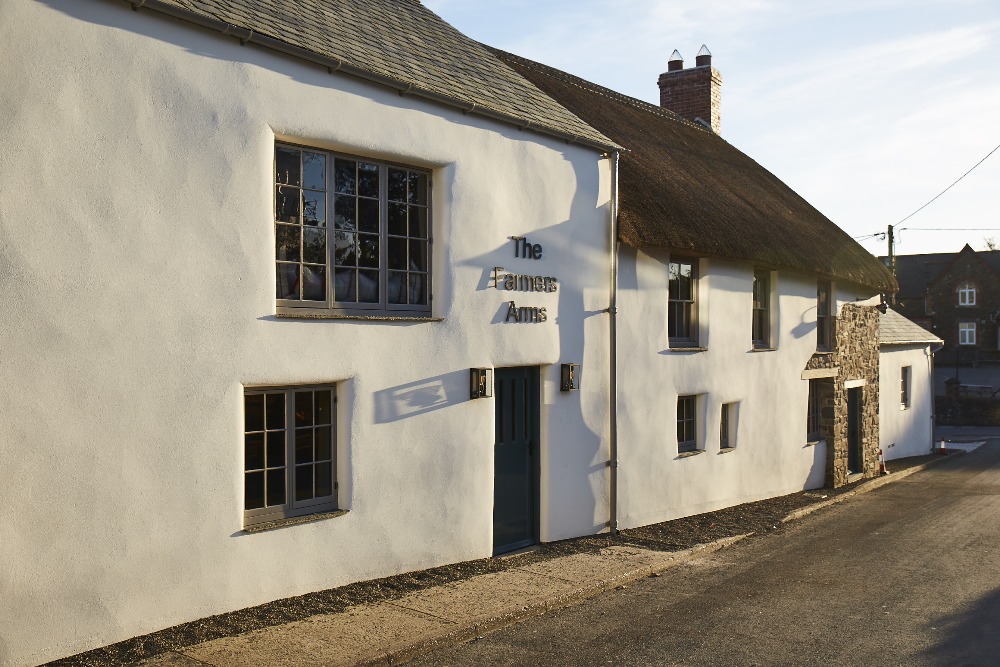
{"left": 423, "top": 0, "right": 1000, "bottom": 259}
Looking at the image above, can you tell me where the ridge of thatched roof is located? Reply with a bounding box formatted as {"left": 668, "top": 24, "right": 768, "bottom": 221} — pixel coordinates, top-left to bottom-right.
{"left": 492, "top": 48, "right": 897, "bottom": 293}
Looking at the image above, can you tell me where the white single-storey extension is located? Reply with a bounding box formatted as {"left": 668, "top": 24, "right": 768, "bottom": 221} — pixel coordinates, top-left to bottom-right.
{"left": 879, "top": 309, "right": 943, "bottom": 461}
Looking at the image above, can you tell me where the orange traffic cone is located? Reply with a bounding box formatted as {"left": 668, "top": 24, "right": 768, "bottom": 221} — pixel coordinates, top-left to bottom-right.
{"left": 937, "top": 439, "right": 948, "bottom": 455}
{"left": 878, "top": 450, "right": 889, "bottom": 475}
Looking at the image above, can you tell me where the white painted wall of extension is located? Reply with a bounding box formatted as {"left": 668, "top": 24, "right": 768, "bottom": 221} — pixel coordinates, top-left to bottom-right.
{"left": 0, "top": 2, "right": 613, "bottom": 664}
{"left": 879, "top": 346, "right": 936, "bottom": 461}
{"left": 614, "top": 248, "right": 879, "bottom": 530}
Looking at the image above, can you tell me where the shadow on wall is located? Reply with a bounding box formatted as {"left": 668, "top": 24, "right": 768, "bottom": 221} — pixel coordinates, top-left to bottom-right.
{"left": 922, "top": 585, "right": 1000, "bottom": 665}
{"left": 373, "top": 371, "right": 465, "bottom": 423}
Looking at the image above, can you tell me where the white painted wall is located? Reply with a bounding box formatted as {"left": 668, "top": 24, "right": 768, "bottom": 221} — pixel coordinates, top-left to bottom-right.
{"left": 879, "top": 346, "right": 935, "bottom": 460}
{"left": 615, "top": 249, "right": 877, "bottom": 529}
{"left": 0, "top": 2, "right": 612, "bottom": 664}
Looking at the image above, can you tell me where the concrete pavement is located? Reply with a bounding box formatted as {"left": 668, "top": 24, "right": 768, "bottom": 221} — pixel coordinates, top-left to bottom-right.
{"left": 131, "top": 437, "right": 988, "bottom": 667}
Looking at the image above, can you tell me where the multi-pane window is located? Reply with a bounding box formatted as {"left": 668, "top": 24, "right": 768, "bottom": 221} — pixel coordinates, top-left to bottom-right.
{"left": 752, "top": 269, "right": 770, "bottom": 348}
{"left": 275, "top": 144, "right": 431, "bottom": 314}
{"left": 720, "top": 403, "right": 735, "bottom": 449}
{"left": 668, "top": 259, "right": 697, "bottom": 345}
{"left": 959, "top": 322, "right": 976, "bottom": 346}
{"left": 807, "top": 380, "right": 821, "bottom": 442}
{"left": 244, "top": 386, "right": 337, "bottom": 527}
{"left": 817, "top": 281, "right": 832, "bottom": 351}
{"left": 958, "top": 282, "right": 976, "bottom": 306}
{"left": 900, "top": 366, "right": 911, "bottom": 409}
{"left": 677, "top": 395, "right": 697, "bottom": 453}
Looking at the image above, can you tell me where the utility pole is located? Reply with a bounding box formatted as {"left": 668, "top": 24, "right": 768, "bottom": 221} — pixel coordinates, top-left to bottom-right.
{"left": 888, "top": 224, "right": 895, "bottom": 306}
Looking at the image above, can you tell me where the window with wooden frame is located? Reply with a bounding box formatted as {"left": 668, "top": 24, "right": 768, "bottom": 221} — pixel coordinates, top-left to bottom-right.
{"left": 817, "top": 281, "right": 833, "bottom": 351}
{"left": 243, "top": 385, "right": 337, "bottom": 527}
{"left": 958, "top": 282, "right": 976, "bottom": 307}
{"left": 752, "top": 269, "right": 771, "bottom": 348}
{"left": 807, "top": 380, "right": 821, "bottom": 442}
{"left": 959, "top": 321, "right": 976, "bottom": 346}
{"left": 677, "top": 395, "right": 698, "bottom": 453}
{"left": 720, "top": 402, "right": 736, "bottom": 449}
{"left": 275, "top": 143, "right": 431, "bottom": 316}
{"left": 900, "top": 366, "right": 911, "bottom": 409}
{"left": 668, "top": 258, "right": 697, "bottom": 345}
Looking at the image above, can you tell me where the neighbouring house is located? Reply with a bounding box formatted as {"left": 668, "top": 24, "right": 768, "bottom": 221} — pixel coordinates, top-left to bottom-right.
{"left": 496, "top": 47, "right": 896, "bottom": 522}
{"left": 879, "top": 309, "right": 943, "bottom": 461}
{"left": 2, "top": 2, "right": 918, "bottom": 665}
{"left": 888, "top": 245, "right": 1000, "bottom": 365}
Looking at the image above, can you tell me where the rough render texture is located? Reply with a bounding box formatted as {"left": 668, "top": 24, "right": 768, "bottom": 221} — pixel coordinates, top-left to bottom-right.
{"left": 804, "top": 304, "right": 881, "bottom": 487}
{"left": 657, "top": 66, "right": 722, "bottom": 134}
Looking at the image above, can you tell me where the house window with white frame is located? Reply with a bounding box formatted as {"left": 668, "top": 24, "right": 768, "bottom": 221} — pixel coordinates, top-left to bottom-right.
{"left": 817, "top": 281, "right": 832, "bottom": 351}
{"left": 958, "top": 282, "right": 976, "bottom": 307}
{"left": 275, "top": 143, "right": 431, "bottom": 315}
{"left": 752, "top": 269, "right": 771, "bottom": 348}
{"left": 668, "top": 258, "right": 697, "bottom": 345}
{"left": 959, "top": 321, "right": 976, "bottom": 346}
{"left": 900, "top": 366, "right": 911, "bottom": 409}
{"left": 677, "top": 395, "right": 697, "bottom": 453}
{"left": 244, "top": 385, "right": 338, "bottom": 527}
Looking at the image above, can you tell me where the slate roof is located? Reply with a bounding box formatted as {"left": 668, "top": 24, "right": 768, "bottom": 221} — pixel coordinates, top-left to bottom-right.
{"left": 880, "top": 308, "right": 943, "bottom": 346}
{"left": 493, "top": 49, "right": 897, "bottom": 293}
{"left": 887, "top": 248, "right": 1000, "bottom": 299}
{"left": 125, "top": 0, "right": 615, "bottom": 150}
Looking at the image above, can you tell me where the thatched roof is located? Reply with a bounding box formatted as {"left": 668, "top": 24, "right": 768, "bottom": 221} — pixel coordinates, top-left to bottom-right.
{"left": 494, "top": 50, "right": 897, "bottom": 293}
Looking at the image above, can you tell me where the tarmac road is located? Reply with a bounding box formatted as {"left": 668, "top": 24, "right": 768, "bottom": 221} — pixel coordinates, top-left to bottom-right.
{"left": 411, "top": 440, "right": 1000, "bottom": 667}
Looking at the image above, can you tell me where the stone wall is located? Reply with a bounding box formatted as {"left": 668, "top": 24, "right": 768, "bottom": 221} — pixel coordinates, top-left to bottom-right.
{"left": 804, "top": 303, "right": 881, "bottom": 487}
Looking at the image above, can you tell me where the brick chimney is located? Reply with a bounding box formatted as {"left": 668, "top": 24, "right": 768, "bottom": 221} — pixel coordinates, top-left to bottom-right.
{"left": 657, "top": 45, "right": 722, "bottom": 134}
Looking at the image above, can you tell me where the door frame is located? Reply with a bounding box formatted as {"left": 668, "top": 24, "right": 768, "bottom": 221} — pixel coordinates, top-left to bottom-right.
{"left": 491, "top": 366, "right": 541, "bottom": 555}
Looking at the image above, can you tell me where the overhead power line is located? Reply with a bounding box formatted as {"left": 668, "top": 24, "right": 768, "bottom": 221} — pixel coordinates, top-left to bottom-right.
{"left": 894, "top": 141, "right": 1000, "bottom": 227}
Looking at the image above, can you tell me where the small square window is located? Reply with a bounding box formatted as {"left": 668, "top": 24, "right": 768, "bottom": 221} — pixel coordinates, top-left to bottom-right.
{"left": 677, "top": 395, "right": 698, "bottom": 453}
{"left": 244, "top": 385, "right": 338, "bottom": 527}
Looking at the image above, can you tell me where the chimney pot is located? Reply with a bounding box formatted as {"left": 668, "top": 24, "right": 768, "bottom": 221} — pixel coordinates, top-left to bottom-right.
{"left": 667, "top": 49, "right": 684, "bottom": 71}
{"left": 695, "top": 44, "right": 712, "bottom": 67}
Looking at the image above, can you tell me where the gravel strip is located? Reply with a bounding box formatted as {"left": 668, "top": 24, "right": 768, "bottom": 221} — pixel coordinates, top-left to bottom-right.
{"left": 44, "top": 452, "right": 953, "bottom": 667}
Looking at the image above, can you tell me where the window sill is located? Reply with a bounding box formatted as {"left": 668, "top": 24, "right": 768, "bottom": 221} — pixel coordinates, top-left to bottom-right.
{"left": 677, "top": 449, "right": 704, "bottom": 458}
{"left": 242, "top": 509, "right": 348, "bottom": 534}
{"left": 277, "top": 312, "right": 443, "bottom": 322}
{"left": 805, "top": 439, "right": 826, "bottom": 448}
{"left": 719, "top": 447, "right": 737, "bottom": 454}
{"left": 900, "top": 405, "right": 910, "bottom": 411}
{"left": 749, "top": 347, "right": 777, "bottom": 353}
{"left": 667, "top": 346, "right": 707, "bottom": 353}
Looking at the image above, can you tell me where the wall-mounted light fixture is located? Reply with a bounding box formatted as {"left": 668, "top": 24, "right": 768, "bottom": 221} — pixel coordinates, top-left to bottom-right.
{"left": 560, "top": 363, "right": 580, "bottom": 392}
{"left": 470, "top": 368, "right": 493, "bottom": 400}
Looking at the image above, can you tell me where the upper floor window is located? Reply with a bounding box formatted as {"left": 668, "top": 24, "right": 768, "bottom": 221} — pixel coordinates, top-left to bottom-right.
{"left": 275, "top": 144, "right": 431, "bottom": 315}
{"left": 752, "top": 269, "right": 771, "bottom": 349}
{"left": 958, "top": 282, "right": 976, "bottom": 307}
{"left": 817, "top": 281, "right": 832, "bottom": 351}
{"left": 959, "top": 321, "right": 976, "bottom": 346}
{"left": 668, "top": 258, "right": 697, "bottom": 345}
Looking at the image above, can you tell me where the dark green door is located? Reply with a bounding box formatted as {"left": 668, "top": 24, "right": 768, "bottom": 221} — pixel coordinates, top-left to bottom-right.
{"left": 493, "top": 366, "right": 540, "bottom": 555}
{"left": 847, "top": 387, "right": 862, "bottom": 473}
